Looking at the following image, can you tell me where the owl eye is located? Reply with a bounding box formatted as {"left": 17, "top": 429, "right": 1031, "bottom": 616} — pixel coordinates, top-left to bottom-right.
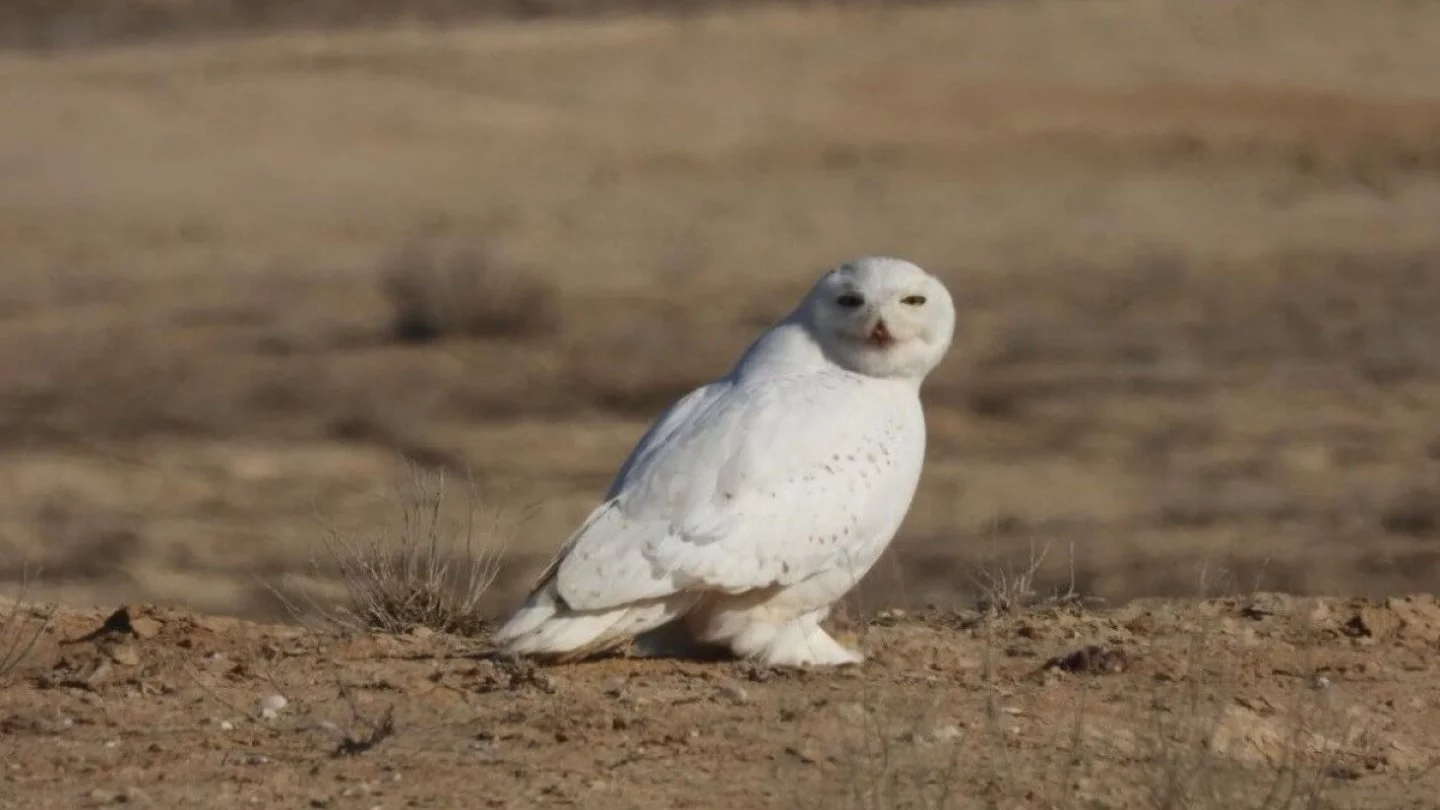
{"left": 836, "top": 293, "right": 865, "bottom": 309}
{"left": 901, "top": 295, "right": 927, "bottom": 306}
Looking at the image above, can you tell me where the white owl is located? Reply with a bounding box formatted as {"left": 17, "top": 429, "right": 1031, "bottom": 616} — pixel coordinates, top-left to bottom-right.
{"left": 494, "top": 256, "right": 955, "bottom": 667}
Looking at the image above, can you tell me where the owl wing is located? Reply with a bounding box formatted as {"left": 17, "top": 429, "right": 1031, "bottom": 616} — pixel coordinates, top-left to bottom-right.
{"left": 550, "top": 373, "right": 917, "bottom": 612}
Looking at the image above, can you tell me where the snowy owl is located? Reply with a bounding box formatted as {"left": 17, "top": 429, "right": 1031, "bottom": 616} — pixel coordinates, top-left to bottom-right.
{"left": 495, "top": 256, "right": 955, "bottom": 667}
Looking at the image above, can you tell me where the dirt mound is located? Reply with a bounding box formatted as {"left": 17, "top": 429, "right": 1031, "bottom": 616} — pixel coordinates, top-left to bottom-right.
{"left": 2, "top": 595, "right": 1437, "bottom": 808}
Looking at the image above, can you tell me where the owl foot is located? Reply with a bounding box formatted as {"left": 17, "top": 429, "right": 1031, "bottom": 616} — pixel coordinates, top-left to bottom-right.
{"left": 739, "top": 620, "right": 865, "bottom": 668}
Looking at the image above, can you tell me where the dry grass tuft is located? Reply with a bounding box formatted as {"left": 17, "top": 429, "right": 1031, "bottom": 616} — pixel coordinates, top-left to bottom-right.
{"left": 313, "top": 468, "right": 506, "bottom": 636}
{"left": 1, "top": 570, "right": 53, "bottom": 681}
{"left": 968, "top": 537, "right": 1089, "bottom": 617}
{"left": 378, "top": 242, "right": 561, "bottom": 344}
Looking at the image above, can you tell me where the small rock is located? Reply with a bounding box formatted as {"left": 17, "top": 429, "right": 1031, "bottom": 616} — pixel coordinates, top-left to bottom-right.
{"left": 906, "top": 724, "right": 965, "bottom": 744}
{"left": 192, "top": 615, "right": 230, "bottom": 633}
{"left": 1327, "top": 763, "right": 1364, "bottom": 780}
{"left": 745, "top": 664, "right": 774, "bottom": 683}
{"left": 259, "top": 694, "right": 288, "bottom": 714}
{"left": 784, "top": 745, "right": 817, "bottom": 764}
{"left": 84, "top": 660, "right": 115, "bottom": 687}
{"left": 715, "top": 682, "right": 748, "bottom": 705}
{"left": 1306, "top": 600, "right": 1334, "bottom": 625}
{"left": 1239, "top": 600, "right": 1277, "bottom": 620}
{"left": 1043, "top": 645, "right": 1129, "bottom": 676}
{"left": 219, "top": 720, "right": 235, "bottom": 731}
{"left": 1386, "top": 740, "right": 1430, "bottom": 772}
{"left": 1346, "top": 605, "right": 1400, "bottom": 640}
{"left": 872, "top": 608, "right": 907, "bottom": 625}
{"left": 87, "top": 605, "right": 160, "bottom": 641}
{"left": 107, "top": 644, "right": 141, "bottom": 668}
{"left": 128, "top": 617, "right": 162, "bottom": 640}
{"left": 930, "top": 725, "right": 963, "bottom": 742}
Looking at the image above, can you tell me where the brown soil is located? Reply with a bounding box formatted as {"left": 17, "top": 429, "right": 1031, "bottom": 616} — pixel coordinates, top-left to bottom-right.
{"left": 4, "top": 595, "right": 1440, "bottom": 808}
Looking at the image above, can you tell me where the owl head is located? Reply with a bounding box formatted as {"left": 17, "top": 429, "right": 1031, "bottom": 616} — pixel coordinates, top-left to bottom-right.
{"left": 799, "top": 256, "right": 956, "bottom": 381}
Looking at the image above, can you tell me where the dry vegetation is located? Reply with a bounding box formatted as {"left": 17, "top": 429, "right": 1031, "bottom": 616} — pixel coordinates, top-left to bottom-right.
{"left": 0, "top": 575, "right": 53, "bottom": 683}
{"left": 295, "top": 468, "right": 507, "bottom": 635}
{"left": 3, "top": 0, "right": 1440, "bottom": 805}
{"left": 378, "top": 242, "right": 561, "bottom": 344}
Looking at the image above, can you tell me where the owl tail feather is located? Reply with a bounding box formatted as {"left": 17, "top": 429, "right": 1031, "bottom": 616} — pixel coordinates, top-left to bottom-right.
{"left": 494, "top": 580, "right": 692, "bottom": 662}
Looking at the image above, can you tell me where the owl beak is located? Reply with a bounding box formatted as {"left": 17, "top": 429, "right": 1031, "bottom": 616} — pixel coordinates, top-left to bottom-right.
{"left": 867, "top": 319, "right": 895, "bottom": 348}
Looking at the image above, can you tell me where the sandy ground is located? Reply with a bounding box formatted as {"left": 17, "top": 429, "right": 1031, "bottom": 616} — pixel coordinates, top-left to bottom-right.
{"left": 2, "top": 1, "right": 1440, "bottom": 804}
{"left": 4, "top": 595, "right": 1440, "bottom": 808}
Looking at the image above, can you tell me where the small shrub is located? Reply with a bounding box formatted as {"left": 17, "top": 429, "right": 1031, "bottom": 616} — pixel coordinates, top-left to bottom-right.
{"left": 969, "top": 537, "right": 1090, "bottom": 617}
{"left": 1379, "top": 487, "right": 1440, "bottom": 537}
{"left": 317, "top": 468, "right": 505, "bottom": 636}
{"left": 378, "top": 242, "right": 560, "bottom": 343}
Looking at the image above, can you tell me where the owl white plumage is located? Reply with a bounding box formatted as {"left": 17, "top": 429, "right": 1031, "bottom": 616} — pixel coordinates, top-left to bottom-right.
{"left": 494, "top": 256, "right": 956, "bottom": 667}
